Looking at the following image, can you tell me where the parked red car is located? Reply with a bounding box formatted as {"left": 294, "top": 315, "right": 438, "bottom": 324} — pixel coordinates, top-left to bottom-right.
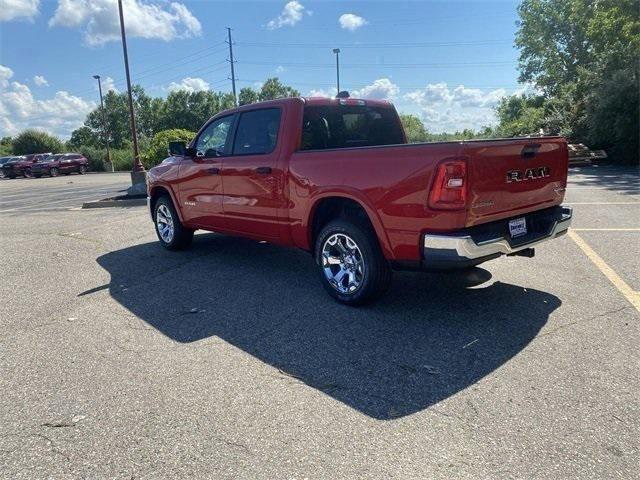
{"left": 0, "top": 155, "right": 42, "bottom": 178}
{"left": 31, "top": 153, "right": 89, "bottom": 177}
{"left": 147, "top": 96, "right": 572, "bottom": 305}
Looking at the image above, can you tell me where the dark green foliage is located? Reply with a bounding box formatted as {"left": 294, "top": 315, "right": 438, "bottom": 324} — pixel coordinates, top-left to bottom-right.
{"left": 0, "top": 137, "right": 12, "bottom": 156}
{"left": 500, "top": 0, "right": 640, "bottom": 163}
{"left": 12, "top": 130, "right": 64, "bottom": 155}
{"left": 142, "top": 129, "right": 196, "bottom": 169}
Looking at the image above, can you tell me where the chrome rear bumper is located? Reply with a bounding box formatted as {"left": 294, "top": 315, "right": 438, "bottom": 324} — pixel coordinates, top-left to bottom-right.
{"left": 423, "top": 206, "right": 572, "bottom": 268}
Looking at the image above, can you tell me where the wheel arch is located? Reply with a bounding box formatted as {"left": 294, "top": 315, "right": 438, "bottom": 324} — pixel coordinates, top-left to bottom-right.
{"left": 306, "top": 192, "right": 393, "bottom": 259}
{"left": 149, "top": 184, "right": 184, "bottom": 223}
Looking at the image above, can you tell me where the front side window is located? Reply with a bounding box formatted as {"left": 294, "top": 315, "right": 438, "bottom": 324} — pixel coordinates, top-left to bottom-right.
{"left": 195, "top": 116, "right": 234, "bottom": 157}
{"left": 232, "top": 108, "right": 281, "bottom": 155}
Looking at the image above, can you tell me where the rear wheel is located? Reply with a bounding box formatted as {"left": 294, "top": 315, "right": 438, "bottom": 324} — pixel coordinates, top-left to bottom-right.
{"left": 23, "top": 168, "right": 33, "bottom": 178}
{"left": 50, "top": 167, "right": 59, "bottom": 177}
{"left": 315, "top": 218, "right": 391, "bottom": 305}
{"left": 154, "top": 196, "right": 194, "bottom": 250}
{"left": 78, "top": 165, "right": 87, "bottom": 174}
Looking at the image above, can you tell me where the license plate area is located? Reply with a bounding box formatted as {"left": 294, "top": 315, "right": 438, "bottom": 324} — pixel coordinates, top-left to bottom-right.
{"left": 509, "top": 217, "right": 527, "bottom": 238}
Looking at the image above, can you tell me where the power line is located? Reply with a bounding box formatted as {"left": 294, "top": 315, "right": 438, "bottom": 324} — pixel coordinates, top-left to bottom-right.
{"left": 236, "top": 60, "right": 517, "bottom": 69}
{"left": 235, "top": 39, "right": 513, "bottom": 49}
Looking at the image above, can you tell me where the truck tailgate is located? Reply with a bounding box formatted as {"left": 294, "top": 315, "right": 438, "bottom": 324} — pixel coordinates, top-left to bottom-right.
{"left": 462, "top": 137, "right": 568, "bottom": 226}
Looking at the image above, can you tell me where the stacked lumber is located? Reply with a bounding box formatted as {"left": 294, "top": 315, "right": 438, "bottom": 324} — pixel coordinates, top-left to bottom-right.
{"left": 568, "top": 143, "right": 608, "bottom": 165}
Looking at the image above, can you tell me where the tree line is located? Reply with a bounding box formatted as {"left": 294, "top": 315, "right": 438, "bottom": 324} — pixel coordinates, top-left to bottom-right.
{"left": 2, "top": 1, "right": 636, "bottom": 167}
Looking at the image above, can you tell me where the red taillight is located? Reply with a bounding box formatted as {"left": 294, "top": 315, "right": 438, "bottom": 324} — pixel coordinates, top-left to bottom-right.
{"left": 428, "top": 159, "right": 468, "bottom": 210}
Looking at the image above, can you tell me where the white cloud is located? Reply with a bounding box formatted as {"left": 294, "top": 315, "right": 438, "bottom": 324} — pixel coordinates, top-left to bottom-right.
{"left": 0, "top": 0, "right": 39, "bottom": 22}
{"left": 33, "top": 75, "right": 49, "bottom": 87}
{"left": 405, "top": 82, "right": 506, "bottom": 108}
{"left": 352, "top": 78, "right": 399, "bottom": 100}
{"left": 49, "top": 0, "right": 202, "bottom": 46}
{"left": 275, "top": 65, "right": 285, "bottom": 74}
{"left": 0, "top": 65, "right": 94, "bottom": 138}
{"left": 403, "top": 82, "right": 510, "bottom": 132}
{"left": 102, "top": 76, "right": 118, "bottom": 93}
{"left": 338, "top": 13, "right": 367, "bottom": 31}
{"left": 307, "top": 87, "right": 337, "bottom": 98}
{"left": 0, "top": 65, "right": 13, "bottom": 89}
{"left": 167, "top": 77, "right": 209, "bottom": 93}
{"left": 267, "top": 1, "right": 305, "bottom": 29}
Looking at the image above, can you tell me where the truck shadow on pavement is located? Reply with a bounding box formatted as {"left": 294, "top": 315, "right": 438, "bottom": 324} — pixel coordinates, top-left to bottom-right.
{"left": 96, "top": 233, "right": 561, "bottom": 420}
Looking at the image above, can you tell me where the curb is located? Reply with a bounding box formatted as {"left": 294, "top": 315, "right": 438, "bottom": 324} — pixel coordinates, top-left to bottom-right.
{"left": 82, "top": 197, "right": 147, "bottom": 209}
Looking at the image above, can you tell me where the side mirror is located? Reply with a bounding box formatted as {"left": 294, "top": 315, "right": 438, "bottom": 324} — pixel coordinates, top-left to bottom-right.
{"left": 168, "top": 141, "right": 186, "bottom": 156}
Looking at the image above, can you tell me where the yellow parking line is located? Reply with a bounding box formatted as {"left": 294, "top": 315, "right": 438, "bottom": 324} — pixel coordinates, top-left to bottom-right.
{"left": 571, "top": 228, "right": 640, "bottom": 232}
{"left": 568, "top": 230, "right": 640, "bottom": 312}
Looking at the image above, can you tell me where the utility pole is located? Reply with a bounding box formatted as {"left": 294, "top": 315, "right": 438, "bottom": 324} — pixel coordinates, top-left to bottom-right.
{"left": 93, "top": 75, "right": 113, "bottom": 172}
{"left": 117, "top": 0, "right": 145, "bottom": 183}
{"left": 227, "top": 27, "right": 237, "bottom": 106}
{"left": 333, "top": 48, "right": 341, "bottom": 94}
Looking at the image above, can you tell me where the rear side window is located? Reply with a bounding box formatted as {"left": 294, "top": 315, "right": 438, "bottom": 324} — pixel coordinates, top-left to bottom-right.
{"left": 232, "top": 108, "right": 281, "bottom": 155}
{"left": 300, "top": 105, "right": 404, "bottom": 151}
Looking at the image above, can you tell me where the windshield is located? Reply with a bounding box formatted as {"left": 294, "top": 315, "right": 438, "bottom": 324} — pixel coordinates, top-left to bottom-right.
{"left": 0, "top": 157, "right": 12, "bottom": 164}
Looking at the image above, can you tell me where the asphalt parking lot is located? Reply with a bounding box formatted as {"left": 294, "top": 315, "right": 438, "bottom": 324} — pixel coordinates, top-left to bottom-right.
{"left": 1, "top": 166, "right": 638, "bottom": 479}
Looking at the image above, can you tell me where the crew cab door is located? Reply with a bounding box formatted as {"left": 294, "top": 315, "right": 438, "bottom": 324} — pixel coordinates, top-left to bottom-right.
{"left": 221, "top": 107, "right": 284, "bottom": 240}
{"left": 177, "top": 114, "right": 236, "bottom": 229}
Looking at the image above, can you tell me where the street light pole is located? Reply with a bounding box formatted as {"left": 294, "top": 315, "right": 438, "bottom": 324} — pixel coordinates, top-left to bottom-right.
{"left": 333, "top": 48, "right": 341, "bottom": 94}
{"left": 117, "top": 0, "right": 145, "bottom": 182}
{"left": 93, "top": 75, "right": 113, "bottom": 173}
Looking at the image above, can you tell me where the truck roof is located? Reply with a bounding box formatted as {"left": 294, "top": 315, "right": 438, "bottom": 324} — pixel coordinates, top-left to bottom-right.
{"left": 227, "top": 96, "right": 393, "bottom": 114}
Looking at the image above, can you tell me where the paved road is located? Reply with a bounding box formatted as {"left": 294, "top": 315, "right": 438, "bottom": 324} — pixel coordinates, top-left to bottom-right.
{"left": 1, "top": 167, "right": 638, "bottom": 479}
{"left": 0, "top": 173, "right": 131, "bottom": 214}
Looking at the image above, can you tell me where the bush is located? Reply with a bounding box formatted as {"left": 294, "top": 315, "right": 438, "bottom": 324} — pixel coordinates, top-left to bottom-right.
{"left": 141, "top": 128, "right": 195, "bottom": 169}
{"left": 12, "top": 129, "right": 63, "bottom": 155}
{"left": 74, "top": 145, "right": 137, "bottom": 172}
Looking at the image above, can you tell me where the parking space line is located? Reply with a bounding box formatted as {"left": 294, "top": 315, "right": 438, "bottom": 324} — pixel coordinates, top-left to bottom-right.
{"left": 568, "top": 202, "right": 640, "bottom": 205}
{"left": 571, "top": 228, "right": 640, "bottom": 232}
{"left": 568, "top": 230, "right": 640, "bottom": 312}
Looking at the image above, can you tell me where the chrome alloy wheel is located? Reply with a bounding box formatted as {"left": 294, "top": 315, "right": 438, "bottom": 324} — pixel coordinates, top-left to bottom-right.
{"left": 321, "top": 233, "right": 365, "bottom": 294}
{"left": 156, "top": 204, "right": 175, "bottom": 243}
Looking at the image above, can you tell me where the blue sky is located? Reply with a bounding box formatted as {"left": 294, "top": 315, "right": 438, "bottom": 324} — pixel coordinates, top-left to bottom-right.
{"left": 0, "top": 0, "right": 524, "bottom": 138}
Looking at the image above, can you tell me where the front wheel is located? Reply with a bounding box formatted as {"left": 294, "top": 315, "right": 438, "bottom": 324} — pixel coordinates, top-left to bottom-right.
{"left": 50, "top": 167, "right": 59, "bottom": 177}
{"left": 23, "top": 168, "right": 33, "bottom": 178}
{"left": 154, "top": 196, "right": 194, "bottom": 250}
{"left": 78, "top": 165, "right": 87, "bottom": 174}
{"left": 315, "top": 219, "right": 392, "bottom": 305}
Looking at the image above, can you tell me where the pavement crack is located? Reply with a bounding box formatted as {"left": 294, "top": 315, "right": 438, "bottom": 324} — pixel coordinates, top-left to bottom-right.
{"left": 537, "top": 305, "right": 631, "bottom": 340}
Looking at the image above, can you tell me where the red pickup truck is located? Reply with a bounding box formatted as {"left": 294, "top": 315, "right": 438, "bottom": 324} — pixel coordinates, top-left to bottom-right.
{"left": 147, "top": 96, "right": 572, "bottom": 305}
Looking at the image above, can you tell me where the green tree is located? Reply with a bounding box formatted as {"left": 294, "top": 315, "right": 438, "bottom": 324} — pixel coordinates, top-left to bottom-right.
{"left": 239, "top": 87, "right": 259, "bottom": 105}
{"left": 0, "top": 137, "right": 12, "bottom": 156}
{"left": 12, "top": 130, "right": 63, "bottom": 155}
{"left": 158, "top": 90, "right": 235, "bottom": 132}
{"left": 68, "top": 126, "right": 100, "bottom": 149}
{"left": 82, "top": 85, "right": 158, "bottom": 149}
{"left": 513, "top": 0, "right": 639, "bottom": 162}
{"left": 494, "top": 94, "right": 546, "bottom": 137}
{"left": 399, "top": 114, "right": 428, "bottom": 143}
{"left": 141, "top": 128, "right": 196, "bottom": 169}
{"left": 258, "top": 78, "right": 300, "bottom": 101}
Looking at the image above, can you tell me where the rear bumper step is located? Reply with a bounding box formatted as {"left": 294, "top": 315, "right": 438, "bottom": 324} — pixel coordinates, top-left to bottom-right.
{"left": 422, "top": 205, "right": 572, "bottom": 269}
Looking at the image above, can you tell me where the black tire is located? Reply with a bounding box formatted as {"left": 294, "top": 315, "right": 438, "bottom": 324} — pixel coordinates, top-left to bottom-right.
{"left": 23, "top": 168, "right": 32, "bottom": 178}
{"left": 153, "top": 195, "right": 194, "bottom": 250}
{"left": 78, "top": 165, "right": 87, "bottom": 174}
{"left": 315, "top": 218, "right": 392, "bottom": 305}
{"left": 50, "top": 167, "right": 59, "bottom": 177}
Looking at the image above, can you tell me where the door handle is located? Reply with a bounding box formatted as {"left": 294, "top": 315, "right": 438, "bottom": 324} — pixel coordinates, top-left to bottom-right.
{"left": 206, "top": 167, "right": 220, "bottom": 175}
{"left": 255, "top": 166, "right": 272, "bottom": 174}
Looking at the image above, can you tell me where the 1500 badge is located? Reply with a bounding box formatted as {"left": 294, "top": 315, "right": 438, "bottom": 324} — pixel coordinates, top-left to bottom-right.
{"left": 506, "top": 166, "right": 550, "bottom": 183}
